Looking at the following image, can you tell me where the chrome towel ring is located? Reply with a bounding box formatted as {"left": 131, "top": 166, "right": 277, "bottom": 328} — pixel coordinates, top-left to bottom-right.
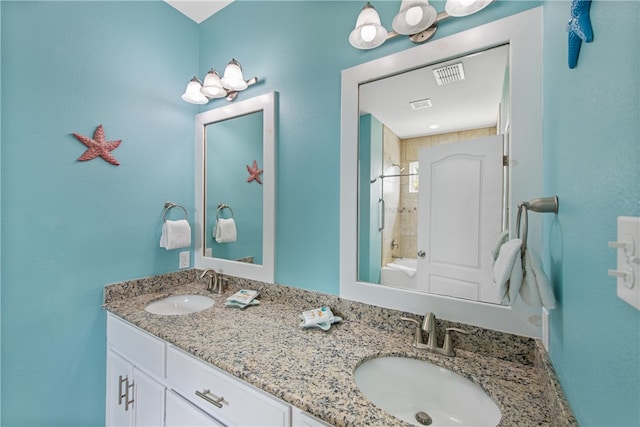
{"left": 216, "top": 204, "right": 235, "bottom": 220}
{"left": 163, "top": 202, "right": 188, "bottom": 222}
{"left": 516, "top": 196, "right": 559, "bottom": 258}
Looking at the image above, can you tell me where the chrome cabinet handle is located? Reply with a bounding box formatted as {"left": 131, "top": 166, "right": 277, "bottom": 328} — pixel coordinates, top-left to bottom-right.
{"left": 118, "top": 375, "right": 135, "bottom": 411}
{"left": 195, "top": 389, "right": 224, "bottom": 408}
{"left": 417, "top": 250, "right": 426, "bottom": 258}
{"left": 125, "top": 380, "right": 135, "bottom": 411}
{"left": 118, "top": 375, "right": 127, "bottom": 406}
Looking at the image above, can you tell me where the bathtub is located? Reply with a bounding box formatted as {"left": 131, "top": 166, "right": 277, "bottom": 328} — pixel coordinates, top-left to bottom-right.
{"left": 380, "top": 258, "right": 417, "bottom": 289}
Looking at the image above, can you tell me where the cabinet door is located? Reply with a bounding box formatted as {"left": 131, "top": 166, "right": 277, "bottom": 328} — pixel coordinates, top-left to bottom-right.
{"left": 106, "top": 350, "right": 134, "bottom": 427}
{"left": 133, "top": 366, "right": 165, "bottom": 427}
{"left": 166, "top": 390, "right": 224, "bottom": 426}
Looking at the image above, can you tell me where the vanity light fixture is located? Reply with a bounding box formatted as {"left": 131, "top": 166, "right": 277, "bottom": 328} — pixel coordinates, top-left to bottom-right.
{"left": 181, "top": 59, "right": 258, "bottom": 104}
{"left": 349, "top": 0, "right": 494, "bottom": 50}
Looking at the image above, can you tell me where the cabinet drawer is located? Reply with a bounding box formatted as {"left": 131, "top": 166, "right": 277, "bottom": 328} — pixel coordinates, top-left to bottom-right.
{"left": 107, "top": 314, "right": 165, "bottom": 378}
{"left": 166, "top": 390, "right": 224, "bottom": 427}
{"left": 167, "top": 346, "right": 290, "bottom": 426}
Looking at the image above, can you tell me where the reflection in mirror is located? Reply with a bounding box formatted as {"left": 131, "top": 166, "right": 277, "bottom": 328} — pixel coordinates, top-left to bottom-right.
{"left": 195, "top": 92, "right": 277, "bottom": 283}
{"left": 357, "top": 45, "right": 509, "bottom": 305}
{"left": 341, "top": 8, "right": 543, "bottom": 337}
{"left": 205, "top": 111, "right": 264, "bottom": 265}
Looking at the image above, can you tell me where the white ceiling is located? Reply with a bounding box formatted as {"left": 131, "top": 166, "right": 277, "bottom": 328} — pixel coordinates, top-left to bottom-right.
{"left": 359, "top": 44, "right": 509, "bottom": 139}
{"left": 164, "top": 0, "right": 232, "bottom": 23}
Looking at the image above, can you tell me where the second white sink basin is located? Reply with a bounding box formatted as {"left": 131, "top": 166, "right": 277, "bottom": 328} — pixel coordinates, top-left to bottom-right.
{"left": 354, "top": 357, "right": 501, "bottom": 426}
{"left": 145, "top": 295, "right": 214, "bottom": 315}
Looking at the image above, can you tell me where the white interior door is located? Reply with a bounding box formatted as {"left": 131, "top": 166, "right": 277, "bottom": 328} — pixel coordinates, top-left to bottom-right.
{"left": 417, "top": 135, "right": 503, "bottom": 303}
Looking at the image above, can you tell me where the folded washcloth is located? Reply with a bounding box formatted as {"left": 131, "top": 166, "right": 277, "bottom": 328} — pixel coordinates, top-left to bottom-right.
{"left": 215, "top": 218, "right": 237, "bottom": 243}
{"left": 226, "top": 289, "right": 259, "bottom": 305}
{"left": 301, "top": 307, "right": 335, "bottom": 326}
{"left": 521, "top": 249, "right": 557, "bottom": 310}
{"left": 159, "top": 219, "right": 191, "bottom": 250}
{"left": 493, "top": 238, "right": 523, "bottom": 305}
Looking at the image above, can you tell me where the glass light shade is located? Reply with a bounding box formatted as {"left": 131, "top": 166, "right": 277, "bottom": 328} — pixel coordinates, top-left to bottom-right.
{"left": 220, "top": 59, "right": 248, "bottom": 91}
{"left": 349, "top": 2, "right": 388, "bottom": 50}
{"left": 392, "top": 0, "right": 437, "bottom": 35}
{"left": 445, "top": 0, "right": 493, "bottom": 17}
{"left": 181, "top": 77, "right": 208, "bottom": 104}
{"left": 201, "top": 69, "right": 227, "bottom": 98}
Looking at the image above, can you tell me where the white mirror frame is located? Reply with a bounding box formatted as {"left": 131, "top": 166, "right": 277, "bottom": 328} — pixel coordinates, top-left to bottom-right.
{"left": 340, "top": 8, "right": 543, "bottom": 337}
{"left": 195, "top": 91, "right": 277, "bottom": 283}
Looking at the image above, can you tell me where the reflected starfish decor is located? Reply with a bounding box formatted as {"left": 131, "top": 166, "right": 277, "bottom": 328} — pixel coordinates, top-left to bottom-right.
{"left": 566, "top": 0, "right": 593, "bottom": 69}
{"left": 246, "top": 160, "right": 263, "bottom": 184}
{"left": 72, "top": 124, "right": 122, "bottom": 166}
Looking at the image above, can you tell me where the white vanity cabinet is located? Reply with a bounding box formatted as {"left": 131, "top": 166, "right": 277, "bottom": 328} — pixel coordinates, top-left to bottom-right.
{"left": 106, "top": 315, "right": 166, "bottom": 426}
{"left": 106, "top": 313, "right": 324, "bottom": 426}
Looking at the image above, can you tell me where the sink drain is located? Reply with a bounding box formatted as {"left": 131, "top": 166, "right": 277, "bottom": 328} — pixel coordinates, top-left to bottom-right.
{"left": 415, "top": 411, "right": 433, "bottom": 425}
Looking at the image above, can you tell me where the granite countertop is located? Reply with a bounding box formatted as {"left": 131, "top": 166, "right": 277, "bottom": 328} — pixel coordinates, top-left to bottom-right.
{"left": 104, "top": 272, "right": 573, "bottom": 426}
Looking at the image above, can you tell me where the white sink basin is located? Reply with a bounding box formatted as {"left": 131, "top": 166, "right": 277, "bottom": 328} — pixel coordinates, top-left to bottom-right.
{"left": 354, "top": 357, "right": 501, "bottom": 426}
{"left": 145, "top": 295, "right": 214, "bottom": 315}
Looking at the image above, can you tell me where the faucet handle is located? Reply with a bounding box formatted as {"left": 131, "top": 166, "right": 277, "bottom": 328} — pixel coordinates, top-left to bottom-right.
{"left": 400, "top": 317, "right": 425, "bottom": 346}
{"left": 443, "top": 327, "right": 471, "bottom": 356}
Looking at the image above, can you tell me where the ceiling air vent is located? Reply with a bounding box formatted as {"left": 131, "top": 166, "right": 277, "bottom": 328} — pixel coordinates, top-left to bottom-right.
{"left": 433, "top": 63, "right": 465, "bottom": 86}
{"left": 409, "top": 98, "right": 433, "bottom": 110}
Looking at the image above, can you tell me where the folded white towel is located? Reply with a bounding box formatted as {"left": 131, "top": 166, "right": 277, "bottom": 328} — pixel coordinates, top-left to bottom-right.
{"left": 491, "top": 230, "right": 510, "bottom": 262}
{"left": 159, "top": 219, "right": 191, "bottom": 250}
{"left": 215, "top": 218, "right": 237, "bottom": 243}
{"left": 493, "top": 238, "right": 523, "bottom": 305}
{"left": 521, "top": 249, "right": 557, "bottom": 310}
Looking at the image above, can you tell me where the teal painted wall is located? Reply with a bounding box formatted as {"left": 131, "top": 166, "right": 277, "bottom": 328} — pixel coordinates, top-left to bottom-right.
{"left": 1, "top": 1, "right": 197, "bottom": 425}
{"left": 1, "top": 0, "right": 638, "bottom": 425}
{"left": 543, "top": 1, "right": 640, "bottom": 425}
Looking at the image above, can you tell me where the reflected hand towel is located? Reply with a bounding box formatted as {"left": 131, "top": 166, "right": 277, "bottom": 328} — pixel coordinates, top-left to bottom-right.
{"left": 215, "top": 218, "right": 237, "bottom": 243}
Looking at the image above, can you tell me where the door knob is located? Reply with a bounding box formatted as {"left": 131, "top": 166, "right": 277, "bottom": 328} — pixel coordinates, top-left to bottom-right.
{"left": 417, "top": 250, "right": 426, "bottom": 258}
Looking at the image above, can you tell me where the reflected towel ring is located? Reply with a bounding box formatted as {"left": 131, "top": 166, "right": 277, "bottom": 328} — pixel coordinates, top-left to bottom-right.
{"left": 216, "top": 203, "right": 235, "bottom": 220}
{"left": 163, "top": 202, "right": 188, "bottom": 222}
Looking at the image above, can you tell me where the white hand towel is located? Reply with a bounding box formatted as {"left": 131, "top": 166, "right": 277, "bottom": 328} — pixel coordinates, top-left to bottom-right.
{"left": 521, "top": 249, "right": 557, "bottom": 310}
{"left": 215, "top": 218, "right": 237, "bottom": 243}
{"left": 493, "top": 238, "right": 523, "bottom": 305}
{"left": 491, "top": 230, "right": 510, "bottom": 262}
{"left": 159, "top": 219, "right": 191, "bottom": 250}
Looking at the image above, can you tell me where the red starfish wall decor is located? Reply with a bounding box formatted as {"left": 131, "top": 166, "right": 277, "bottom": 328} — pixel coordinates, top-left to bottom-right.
{"left": 246, "top": 160, "right": 263, "bottom": 184}
{"left": 72, "top": 124, "right": 122, "bottom": 166}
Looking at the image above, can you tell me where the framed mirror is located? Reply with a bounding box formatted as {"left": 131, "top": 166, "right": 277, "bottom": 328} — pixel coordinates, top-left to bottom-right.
{"left": 341, "top": 8, "right": 543, "bottom": 337}
{"left": 357, "top": 44, "right": 509, "bottom": 304}
{"left": 195, "top": 92, "right": 277, "bottom": 283}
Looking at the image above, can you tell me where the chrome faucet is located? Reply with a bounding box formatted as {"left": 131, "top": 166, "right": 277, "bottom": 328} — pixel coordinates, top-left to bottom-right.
{"left": 401, "top": 312, "right": 470, "bottom": 357}
{"left": 199, "top": 269, "right": 219, "bottom": 293}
